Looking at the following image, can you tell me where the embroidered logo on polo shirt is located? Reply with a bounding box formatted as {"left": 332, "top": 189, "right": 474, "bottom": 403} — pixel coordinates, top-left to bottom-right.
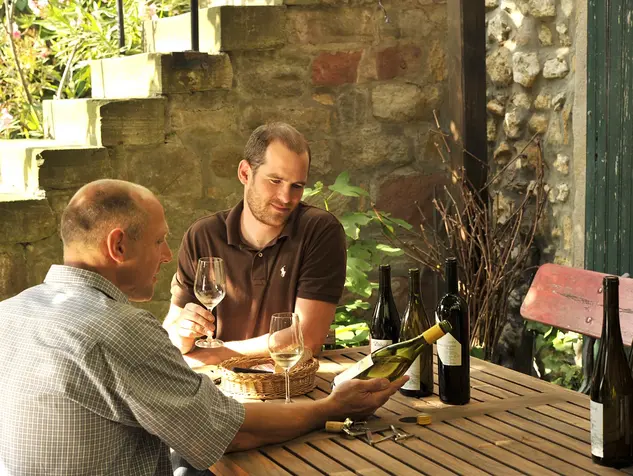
{"left": 280, "top": 265, "right": 287, "bottom": 278}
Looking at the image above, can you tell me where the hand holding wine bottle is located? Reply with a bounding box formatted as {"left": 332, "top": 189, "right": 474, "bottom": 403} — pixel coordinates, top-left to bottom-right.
{"left": 329, "top": 375, "right": 409, "bottom": 420}
{"left": 333, "top": 320, "right": 452, "bottom": 387}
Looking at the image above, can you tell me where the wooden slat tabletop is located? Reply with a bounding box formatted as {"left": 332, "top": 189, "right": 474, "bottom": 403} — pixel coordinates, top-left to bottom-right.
{"left": 207, "top": 346, "right": 632, "bottom": 475}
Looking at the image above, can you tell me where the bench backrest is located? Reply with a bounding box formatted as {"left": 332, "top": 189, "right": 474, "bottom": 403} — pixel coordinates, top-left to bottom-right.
{"left": 520, "top": 263, "right": 633, "bottom": 344}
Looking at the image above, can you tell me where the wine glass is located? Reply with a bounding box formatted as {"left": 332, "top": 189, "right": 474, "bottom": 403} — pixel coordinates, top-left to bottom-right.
{"left": 194, "top": 257, "right": 226, "bottom": 349}
{"left": 268, "top": 312, "right": 304, "bottom": 404}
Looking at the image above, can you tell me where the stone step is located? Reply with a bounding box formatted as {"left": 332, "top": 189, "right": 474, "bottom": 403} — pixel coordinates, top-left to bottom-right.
{"left": 43, "top": 97, "right": 166, "bottom": 147}
{"left": 0, "top": 140, "right": 107, "bottom": 202}
{"left": 91, "top": 52, "right": 232, "bottom": 99}
{"left": 144, "top": 5, "right": 285, "bottom": 54}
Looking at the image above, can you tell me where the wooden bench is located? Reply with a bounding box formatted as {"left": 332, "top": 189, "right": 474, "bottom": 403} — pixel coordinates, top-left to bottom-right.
{"left": 520, "top": 263, "right": 633, "bottom": 392}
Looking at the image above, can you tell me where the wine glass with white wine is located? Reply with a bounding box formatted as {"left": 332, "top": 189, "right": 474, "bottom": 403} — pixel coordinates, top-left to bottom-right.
{"left": 194, "top": 257, "right": 226, "bottom": 349}
{"left": 268, "top": 312, "right": 304, "bottom": 404}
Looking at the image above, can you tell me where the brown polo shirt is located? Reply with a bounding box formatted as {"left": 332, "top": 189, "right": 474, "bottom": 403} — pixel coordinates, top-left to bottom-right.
{"left": 171, "top": 201, "right": 347, "bottom": 342}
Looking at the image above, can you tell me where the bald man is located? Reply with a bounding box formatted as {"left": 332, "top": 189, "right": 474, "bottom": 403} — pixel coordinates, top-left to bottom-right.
{"left": 0, "top": 179, "right": 406, "bottom": 476}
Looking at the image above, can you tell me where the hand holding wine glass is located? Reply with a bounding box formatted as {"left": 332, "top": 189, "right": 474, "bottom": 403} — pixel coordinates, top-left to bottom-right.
{"left": 268, "top": 312, "right": 304, "bottom": 404}
{"left": 194, "top": 257, "right": 226, "bottom": 349}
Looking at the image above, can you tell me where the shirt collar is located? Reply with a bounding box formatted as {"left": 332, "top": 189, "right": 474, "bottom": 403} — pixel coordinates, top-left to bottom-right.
{"left": 226, "top": 200, "right": 302, "bottom": 249}
{"left": 44, "top": 265, "right": 130, "bottom": 304}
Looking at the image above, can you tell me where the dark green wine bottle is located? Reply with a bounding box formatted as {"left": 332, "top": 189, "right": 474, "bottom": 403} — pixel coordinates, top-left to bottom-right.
{"left": 370, "top": 265, "right": 400, "bottom": 353}
{"left": 400, "top": 268, "right": 433, "bottom": 397}
{"left": 590, "top": 276, "right": 633, "bottom": 468}
{"left": 436, "top": 257, "right": 470, "bottom": 405}
{"left": 333, "top": 320, "right": 452, "bottom": 387}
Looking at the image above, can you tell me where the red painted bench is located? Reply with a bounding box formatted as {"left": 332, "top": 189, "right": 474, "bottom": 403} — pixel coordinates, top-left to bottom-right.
{"left": 520, "top": 263, "right": 633, "bottom": 344}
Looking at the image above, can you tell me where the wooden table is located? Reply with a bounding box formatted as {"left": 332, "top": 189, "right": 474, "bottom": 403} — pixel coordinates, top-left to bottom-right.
{"left": 207, "top": 346, "right": 633, "bottom": 476}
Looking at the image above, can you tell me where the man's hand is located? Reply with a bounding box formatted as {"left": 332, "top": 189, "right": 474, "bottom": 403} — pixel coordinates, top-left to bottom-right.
{"left": 327, "top": 376, "right": 408, "bottom": 420}
{"left": 164, "top": 302, "right": 215, "bottom": 354}
{"left": 176, "top": 302, "right": 216, "bottom": 340}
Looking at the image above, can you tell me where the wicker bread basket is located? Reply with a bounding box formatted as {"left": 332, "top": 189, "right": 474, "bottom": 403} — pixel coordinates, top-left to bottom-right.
{"left": 219, "top": 352, "right": 319, "bottom": 400}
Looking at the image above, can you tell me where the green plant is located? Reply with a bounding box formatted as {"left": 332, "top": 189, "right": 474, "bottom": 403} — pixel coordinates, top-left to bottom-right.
{"left": 527, "top": 322, "right": 582, "bottom": 390}
{"left": 303, "top": 172, "right": 411, "bottom": 349}
{"left": 1, "top": 0, "right": 188, "bottom": 138}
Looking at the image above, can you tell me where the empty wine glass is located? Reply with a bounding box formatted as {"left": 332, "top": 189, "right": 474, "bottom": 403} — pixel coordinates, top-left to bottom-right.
{"left": 268, "top": 312, "right": 304, "bottom": 404}
{"left": 194, "top": 257, "right": 226, "bottom": 349}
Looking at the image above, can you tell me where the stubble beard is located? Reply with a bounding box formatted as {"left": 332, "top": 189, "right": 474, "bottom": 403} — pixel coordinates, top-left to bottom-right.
{"left": 246, "top": 185, "right": 290, "bottom": 228}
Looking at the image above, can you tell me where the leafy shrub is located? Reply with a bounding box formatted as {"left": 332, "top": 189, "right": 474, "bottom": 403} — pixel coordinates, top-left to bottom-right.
{"left": 303, "top": 172, "right": 410, "bottom": 349}
{"left": 0, "top": 0, "right": 188, "bottom": 138}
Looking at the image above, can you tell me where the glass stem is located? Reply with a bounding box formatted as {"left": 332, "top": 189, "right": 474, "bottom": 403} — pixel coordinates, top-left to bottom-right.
{"left": 284, "top": 369, "right": 291, "bottom": 404}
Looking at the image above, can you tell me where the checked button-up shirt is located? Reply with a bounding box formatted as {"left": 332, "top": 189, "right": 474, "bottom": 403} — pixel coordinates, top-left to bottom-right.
{"left": 0, "top": 265, "right": 245, "bottom": 475}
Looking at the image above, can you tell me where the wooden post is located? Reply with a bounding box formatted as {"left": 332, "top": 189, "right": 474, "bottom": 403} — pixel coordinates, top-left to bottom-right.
{"left": 446, "top": 0, "right": 487, "bottom": 193}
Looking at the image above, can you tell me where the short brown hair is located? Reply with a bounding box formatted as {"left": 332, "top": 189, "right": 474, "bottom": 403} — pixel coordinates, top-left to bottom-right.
{"left": 244, "top": 122, "right": 311, "bottom": 174}
{"left": 60, "top": 180, "right": 148, "bottom": 247}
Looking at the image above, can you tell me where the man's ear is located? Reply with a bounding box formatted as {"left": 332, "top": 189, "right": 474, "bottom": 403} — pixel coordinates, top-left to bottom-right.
{"left": 106, "top": 228, "right": 127, "bottom": 263}
{"left": 237, "top": 160, "right": 252, "bottom": 185}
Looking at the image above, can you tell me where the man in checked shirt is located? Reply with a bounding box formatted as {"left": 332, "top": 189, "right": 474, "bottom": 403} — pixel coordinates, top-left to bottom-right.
{"left": 0, "top": 179, "right": 406, "bottom": 475}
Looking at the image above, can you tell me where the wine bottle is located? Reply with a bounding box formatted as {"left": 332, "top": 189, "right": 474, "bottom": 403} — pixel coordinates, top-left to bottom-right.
{"left": 333, "top": 320, "right": 452, "bottom": 387}
{"left": 399, "top": 268, "right": 434, "bottom": 397}
{"left": 370, "top": 265, "right": 400, "bottom": 353}
{"left": 436, "top": 257, "right": 470, "bottom": 405}
{"left": 590, "top": 276, "right": 633, "bottom": 468}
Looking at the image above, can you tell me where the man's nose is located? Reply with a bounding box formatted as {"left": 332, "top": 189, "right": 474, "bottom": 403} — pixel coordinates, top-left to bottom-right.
{"left": 278, "top": 185, "right": 292, "bottom": 204}
{"left": 162, "top": 242, "right": 173, "bottom": 263}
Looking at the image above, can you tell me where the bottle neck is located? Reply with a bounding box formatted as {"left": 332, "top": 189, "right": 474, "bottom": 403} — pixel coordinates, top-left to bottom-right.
{"left": 603, "top": 277, "right": 623, "bottom": 346}
{"left": 379, "top": 266, "right": 392, "bottom": 296}
{"left": 408, "top": 269, "right": 421, "bottom": 301}
{"left": 446, "top": 259, "right": 458, "bottom": 295}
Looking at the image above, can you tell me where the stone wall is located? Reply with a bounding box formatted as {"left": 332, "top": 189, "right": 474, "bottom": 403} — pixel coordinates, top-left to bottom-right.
{"left": 485, "top": 0, "right": 579, "bottom": 267}
{"left": 0, "top": 0, "right": 450, "bottom": 318}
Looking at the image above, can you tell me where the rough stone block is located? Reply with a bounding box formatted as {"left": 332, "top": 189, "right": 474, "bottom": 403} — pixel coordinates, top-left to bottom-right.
{"left": 91, "top": 53, "right": 232, "bottom": 99}
{"left": 528, "top": 113, "right": 549, "bottom": 134}
{"left": 312, "top": 51, "right": 362, "bottom": 86}
{"left": 109, "top": 141, "right": 203, "bottom": 199}
{"left": 0, "top": 200, "right": 57, "bottom": 244}
{"left": 376, "top": 44, "right": 423, "bottom": 81}
{"left": 220, "top": 6, "right": 286, "bottom": 50}
{"left": 0, "top": 244, "right": 26, "bottom": 300}
{"left": 538, "top": 24, "right": 553, "bottom": 46}
{"left": 372, "top": 83, "right": 427, "bottom": 122}
{"left": 38, "top": 147, "right": 110, "bottom": 190}
{"left": 341, "top": 126, "right": 410, "bottom": 169}
{"left": 231, "top": 50, "right": 310, "bottom": 98}
{"left": 543, "top": 57, "right": 569, "bottom": 79}
{"left": 512, "top": 52, "right": 540, "bottom": 88}
{"left": 44, "top": 98, "right": 166, "bottom": 147}
{"left": 486, "top": 48, "right": 513, "bottom": 86}
{"left": 241, "top": 104, "right": 333, "bottom": 136}
{"left": 528, "top": 0, "right": 556, "bottom": 18}
{"left": 336, "top": 87, "right": 371, "bottom": 130}
{"left": 286, "top": 8, "right": 374, "bottom": 45}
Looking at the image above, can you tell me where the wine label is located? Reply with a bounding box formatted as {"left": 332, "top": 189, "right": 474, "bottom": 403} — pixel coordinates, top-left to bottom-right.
{"left": 402, "top": 355, "right": 421, "bottom": 390}
{"left": 437, "top": 333, "right": 461, "bottom": 366}
{"left": 590, "top": 400, "right": 604, "bottom": 458}
{"left": 371, "top": 339, "right": 392, "bottom": 353}
{"left": 333, "top": 355, "right": 374, "bottom": 387}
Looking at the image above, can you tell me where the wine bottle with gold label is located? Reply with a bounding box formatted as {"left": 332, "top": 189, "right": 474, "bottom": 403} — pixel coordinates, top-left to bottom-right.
{"left": 400, "top": 268, "right": 434, "bottom": 397}
{"left": 590, "top": 276, "right": 633, "bottom": 468}
{"left": 436, "top": 257, "right": 470, "bottom": 405}
{"left": 333, "top": 320, "right": 452, "bottom": 387}
{"left": 369, "top": 265, "right": 400, "bottom": 353}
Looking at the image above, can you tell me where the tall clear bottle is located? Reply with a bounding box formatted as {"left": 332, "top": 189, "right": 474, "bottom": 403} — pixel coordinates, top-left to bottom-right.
{"left": 399, "top": 268, "right": 434, "bottom": 397}
{"left": 436, "top": 257, "right": 470, "bottom": 405}
{"left": 590, "top": 276, "right": 633, "bottom": 468}
{"left": 370, "top": 265, "right": 400, "bottom": 353}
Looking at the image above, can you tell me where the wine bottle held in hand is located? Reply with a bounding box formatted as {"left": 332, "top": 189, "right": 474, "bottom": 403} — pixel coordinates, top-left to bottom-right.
{"left": 333, "top": 320, "right": 452, "bottom": 387}
{"left": 400, "top": 268, "right": 434, "bottom": 398}
{"left": 370, "top": 265, "right": 400, "bottom": 353}
{"left": 590, "top": 276, "right": 633, "bottom": 468}
{"left": 436, "top": 257, "right": 470, "bottom": 405}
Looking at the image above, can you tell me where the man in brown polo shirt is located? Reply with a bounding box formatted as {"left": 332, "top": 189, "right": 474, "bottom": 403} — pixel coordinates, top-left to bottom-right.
{"left": 164, "top": 123, "right": 346, "bottom": 363}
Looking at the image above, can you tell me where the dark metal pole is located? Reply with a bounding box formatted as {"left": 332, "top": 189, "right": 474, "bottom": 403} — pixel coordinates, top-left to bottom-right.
{"left": 191, "top": 0, "right": 199, "bottom": 52}
{"left": 116, "top": 0, "right": 125, "bottom": 51}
